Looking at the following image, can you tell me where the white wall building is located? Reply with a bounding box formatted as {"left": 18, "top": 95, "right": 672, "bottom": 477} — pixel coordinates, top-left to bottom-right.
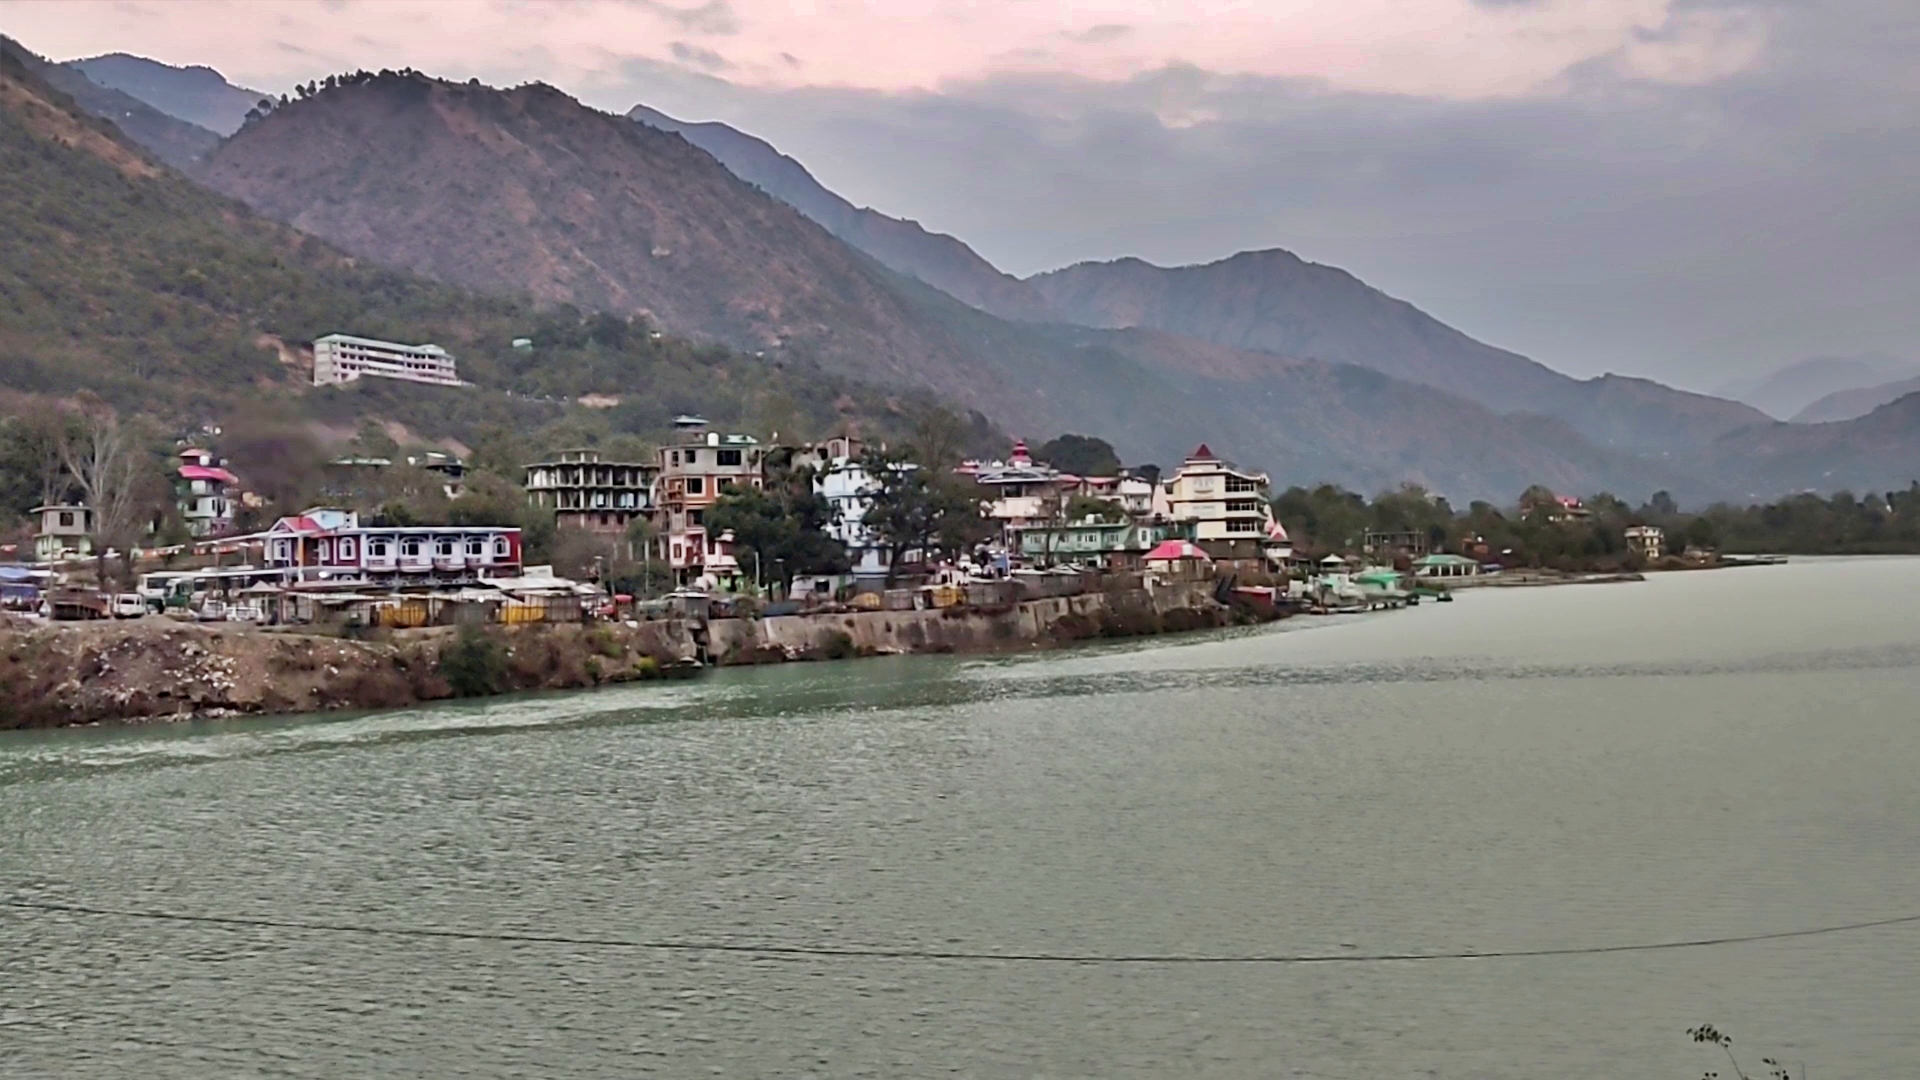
{"left": 811, "top": 440, "right": 899, "bottom": 579}
{"left": 312, "top": 334, "right": 462, "bottom": 388}
{"left": 1158, "top": 444, "right": 1291, "bottom": 563}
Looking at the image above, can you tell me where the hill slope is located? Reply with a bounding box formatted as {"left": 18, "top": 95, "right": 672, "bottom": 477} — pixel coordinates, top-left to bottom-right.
{"left": 1706, "top": 393, "right": 1920, "bottom": 497}
{"left": 0, "top": 36, "right": 217, "bottom": 168}
{"left": 0, "top": 49, "right": 949, "bottom": 458}
{"left": 1026, "top": 250, "right": 1770, "bottom": 455}
{"left": 70, "top": 52, "right": 264, "bottom": 136}
{"left": 628, "top": 105, "right": 1051, "bottom": 321}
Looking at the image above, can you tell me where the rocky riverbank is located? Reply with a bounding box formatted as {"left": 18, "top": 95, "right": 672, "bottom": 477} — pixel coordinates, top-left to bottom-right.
{"left": 0, "top": 580, "right": 1246, "bottom": 729}
{"left": 0, "top": 617, "right": 698, "bottom": 729}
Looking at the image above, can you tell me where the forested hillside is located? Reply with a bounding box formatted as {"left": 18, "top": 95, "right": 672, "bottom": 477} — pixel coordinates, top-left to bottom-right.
{"left": 0, "top": 46, "right": 966, "bottom": 474}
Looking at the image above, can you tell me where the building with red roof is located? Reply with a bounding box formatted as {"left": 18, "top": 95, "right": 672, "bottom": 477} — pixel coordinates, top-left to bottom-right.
{"left": 176, "top": 448, "right": 239, "bottom": 537}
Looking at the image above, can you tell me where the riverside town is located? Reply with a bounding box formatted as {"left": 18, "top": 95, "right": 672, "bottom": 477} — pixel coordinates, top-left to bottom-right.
{"left": 0, "top": 330, "right": 1808, "bottom": 727}
{"left": 4, "top": 16, "right": 1918, "bottom": 1076}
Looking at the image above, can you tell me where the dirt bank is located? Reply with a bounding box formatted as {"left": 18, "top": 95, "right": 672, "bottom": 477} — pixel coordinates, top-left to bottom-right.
{"left": 0, "top": 617, "right": 697, "bottom": 729}
{"left": 0, "top": 582, "right": 1252, "bottom": 729}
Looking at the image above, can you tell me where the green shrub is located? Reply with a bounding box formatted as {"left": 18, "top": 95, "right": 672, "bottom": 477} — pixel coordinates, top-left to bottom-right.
{"left": 439, "top": 624, "right": 508, "bottom": 697}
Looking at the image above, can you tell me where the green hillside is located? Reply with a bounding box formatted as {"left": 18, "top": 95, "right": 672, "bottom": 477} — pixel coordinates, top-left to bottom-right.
{"left": 0, "top": 44, "right": 963, "bottom": 468}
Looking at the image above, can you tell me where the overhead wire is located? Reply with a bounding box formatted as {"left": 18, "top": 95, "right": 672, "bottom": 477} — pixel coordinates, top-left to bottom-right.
{"left": 5, "top": 898, "right": 1917, "bottom": 965}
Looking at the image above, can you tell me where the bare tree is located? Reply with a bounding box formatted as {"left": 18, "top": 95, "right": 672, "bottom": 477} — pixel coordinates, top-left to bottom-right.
{"left": 57, "top": 398, "right": 151, "bottom": 589}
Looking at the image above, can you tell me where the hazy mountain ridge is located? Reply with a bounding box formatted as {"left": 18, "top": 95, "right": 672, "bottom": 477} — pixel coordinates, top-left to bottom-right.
{"left": 1025, "top": 250, "right": 1771, "bottom": 456}
{"left": 1714, "top": 354, "right": 1920, "bottom": 420}
{"left": 69, "top": 52, "right": 265, "bottom": 136}
{"left": 627, "top": 104, "right": 1053, "bottom": 321}
{"left": 1794, "top": 373, "right": 1920, "bottom": 424}
{"left": 0, "top": 36, "right": 217, "bottom": 168}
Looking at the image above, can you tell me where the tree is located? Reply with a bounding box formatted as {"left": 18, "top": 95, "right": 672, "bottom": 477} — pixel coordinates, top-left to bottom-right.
{"left": 1037, "top": 434, "right": 1121, "bottom": 477}
{"left": 907, "top": 407, "right": 969, "bottom": 473}
{"left": 57, "top": 398, "right": 158, "bottom": 589}
{"left": 706, "top": 463, "right": 848, "bottom": 593}
{"left": 860, "top": 450, "right": 980, "bottom": 584}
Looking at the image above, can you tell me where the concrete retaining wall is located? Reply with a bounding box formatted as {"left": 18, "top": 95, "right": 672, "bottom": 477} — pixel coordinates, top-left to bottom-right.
{"left": 703, "top": 581, "right": 1224, "bottom": 664}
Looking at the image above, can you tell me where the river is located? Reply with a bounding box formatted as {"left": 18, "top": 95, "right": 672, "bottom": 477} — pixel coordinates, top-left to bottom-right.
{"left": 4, "top": 557, "right": 1918, "bottom": 1078}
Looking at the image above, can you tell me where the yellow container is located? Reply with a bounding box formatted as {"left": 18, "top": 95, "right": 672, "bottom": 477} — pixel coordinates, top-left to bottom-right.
{"left": 500, "top": 600, "right": 545, "bottom": 625}
{"left": 851, "top": 591, "right": 883, "bottom": 611}
{"left": 927, "top": 584, "right": 963, "bottom": 608}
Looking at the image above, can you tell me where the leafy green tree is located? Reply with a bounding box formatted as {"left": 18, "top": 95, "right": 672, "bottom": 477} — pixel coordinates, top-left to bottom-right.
{"left": 706, "top": 465, "right": 848, "bottom": 593}
{"left": 1036, "top": 433, "right": 1121, "bottom": 477}
{"left": 860, "top": 450, "right": 982, "bottom": 584}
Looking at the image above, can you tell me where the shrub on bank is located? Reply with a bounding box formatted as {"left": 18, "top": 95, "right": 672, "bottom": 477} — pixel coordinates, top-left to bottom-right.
{"left": 439, "top": 624, "right": 508, "bottom": 697}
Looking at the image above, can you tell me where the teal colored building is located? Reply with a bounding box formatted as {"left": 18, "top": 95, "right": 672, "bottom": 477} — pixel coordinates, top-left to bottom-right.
{"left": 1014, "top": 519, "right": 1167, "bottom": 569}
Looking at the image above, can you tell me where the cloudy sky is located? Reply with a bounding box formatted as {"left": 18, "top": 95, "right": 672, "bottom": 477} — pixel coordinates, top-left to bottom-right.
{"left": 9, "top": 0, "right": 1917, "bottom": 390}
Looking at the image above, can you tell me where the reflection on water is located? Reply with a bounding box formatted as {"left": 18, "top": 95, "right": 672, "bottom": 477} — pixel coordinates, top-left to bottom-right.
{"left": 3, "top": 558, "right": 1918, "bottom": 1077}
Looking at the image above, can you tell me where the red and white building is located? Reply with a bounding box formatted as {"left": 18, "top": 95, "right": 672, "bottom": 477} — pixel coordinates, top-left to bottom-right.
{"left": 176, "top": 448, "right": 238, "bottom": 537}
{"left": 263, "top": 509, "right": 522, "bottom": 587}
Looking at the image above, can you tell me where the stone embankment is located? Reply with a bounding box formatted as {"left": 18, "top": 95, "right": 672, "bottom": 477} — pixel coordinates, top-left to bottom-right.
{"left": 0, "top": 581, "right": 1241, "bottom": 728}
{"left": 704, "top": 580, "right": 1230, "bottom": 663}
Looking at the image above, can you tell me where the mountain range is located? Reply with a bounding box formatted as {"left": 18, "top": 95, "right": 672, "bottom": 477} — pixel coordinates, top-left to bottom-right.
{"left": 70, "top": 52, "right": 265, "bottom": 136}
{"left": 12, "top": 35, "right": 1920, "bottom": 503}
{"left": 1714, "top": 354, "right": 1920, "bottom": 420}
{"left": 628, "top": 106, "right": 1772, "bottom": 459}
{"left": 1794, "top": 373, "right": 1920, "bottom": 424}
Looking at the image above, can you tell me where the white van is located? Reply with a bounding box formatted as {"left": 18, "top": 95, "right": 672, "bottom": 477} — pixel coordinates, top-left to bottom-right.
{"left": 112, "top": 594, "right": 147, "bottom": 619}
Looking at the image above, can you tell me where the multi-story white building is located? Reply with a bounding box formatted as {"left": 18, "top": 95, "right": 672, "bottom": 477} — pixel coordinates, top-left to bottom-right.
{"left": 1157, "top": 444, "right": 1291, "bottom": 565}
{"left": 312, "top": 334, "right": 462, "bottom": 388}
{"left": 800, "top": 436, "right": 903, "bottom": 580}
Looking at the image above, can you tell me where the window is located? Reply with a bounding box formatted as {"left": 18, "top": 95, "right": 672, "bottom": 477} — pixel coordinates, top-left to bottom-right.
{"left": 716, "top": 449, "right": 742, "bottom": 466}
{"left": 1227, "top": 500, "right": 1260, "bottom": 513}
{"left": 1226, "top": 476, "right": 1260, "bottom": 494}
{"left": 670, "top": 451, "right": 680, "bottom": 465}
{"left": 436, "top": 538, "right": 456, "bottom": 557}
{"left": 690, "top": 510, "right": 704, "bottom": 526}
{"left": 339, "top": 538, "right": 356, "bottom": 560}
{"left": 685, "top": 449, "right": 698, "bottom": 465}
{"left": 493, "top": 536, "right": 510, "bottom": 558}
{"left": 369, "top": 539, "right": 391, "bottom": 558}
{"left": 402, "top": 538, "right": 423, "bottom": 558}
{"left": 58, "top": 511, "right": 74, "bottom": 527}
{"left": 672, "top": 543, "right": 683, "bottom": 560}
{"left": 466, "top": 538, "right": 485, "bottom": 556}
{"left": 1226, "top": 519, "right": 1260, "bottom": 533}
{"left": 686, "top": 477, "right": 704, "bottom": 495}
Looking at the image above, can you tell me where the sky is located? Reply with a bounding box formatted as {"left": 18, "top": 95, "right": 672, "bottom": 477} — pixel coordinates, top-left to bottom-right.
{"left": 7, "top": 0, "right": 1917, "bottom": 391}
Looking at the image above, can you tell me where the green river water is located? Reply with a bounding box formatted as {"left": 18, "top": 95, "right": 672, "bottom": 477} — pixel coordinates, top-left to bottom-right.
{"left": 3, "top": 557, "right": 1918, "bottom": 1077}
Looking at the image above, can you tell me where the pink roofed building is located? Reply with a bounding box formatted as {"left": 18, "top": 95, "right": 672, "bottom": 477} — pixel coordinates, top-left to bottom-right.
{"left": 176, "top": 448, "right": 239, "bottom": 537}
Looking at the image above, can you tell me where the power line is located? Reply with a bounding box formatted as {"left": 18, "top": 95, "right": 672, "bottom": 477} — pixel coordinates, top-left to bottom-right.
{"left": 6, "top": 898, "right": 1917, "bottom": 965}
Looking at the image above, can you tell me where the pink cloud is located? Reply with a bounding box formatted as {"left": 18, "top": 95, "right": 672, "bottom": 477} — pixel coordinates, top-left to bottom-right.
{"left": 6, "top": 0, "right": 1770, "bottom": 106}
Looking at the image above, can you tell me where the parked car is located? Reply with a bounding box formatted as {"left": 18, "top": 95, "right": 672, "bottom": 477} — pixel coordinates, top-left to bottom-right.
{"left": 111, "top": 593, "right": 146, "bottom": 619}
{"left": 226, "top": 601, "right": 261, "bottom": 623}
{"left": 195, "top": 599, "right": 228, "bottom": 622}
